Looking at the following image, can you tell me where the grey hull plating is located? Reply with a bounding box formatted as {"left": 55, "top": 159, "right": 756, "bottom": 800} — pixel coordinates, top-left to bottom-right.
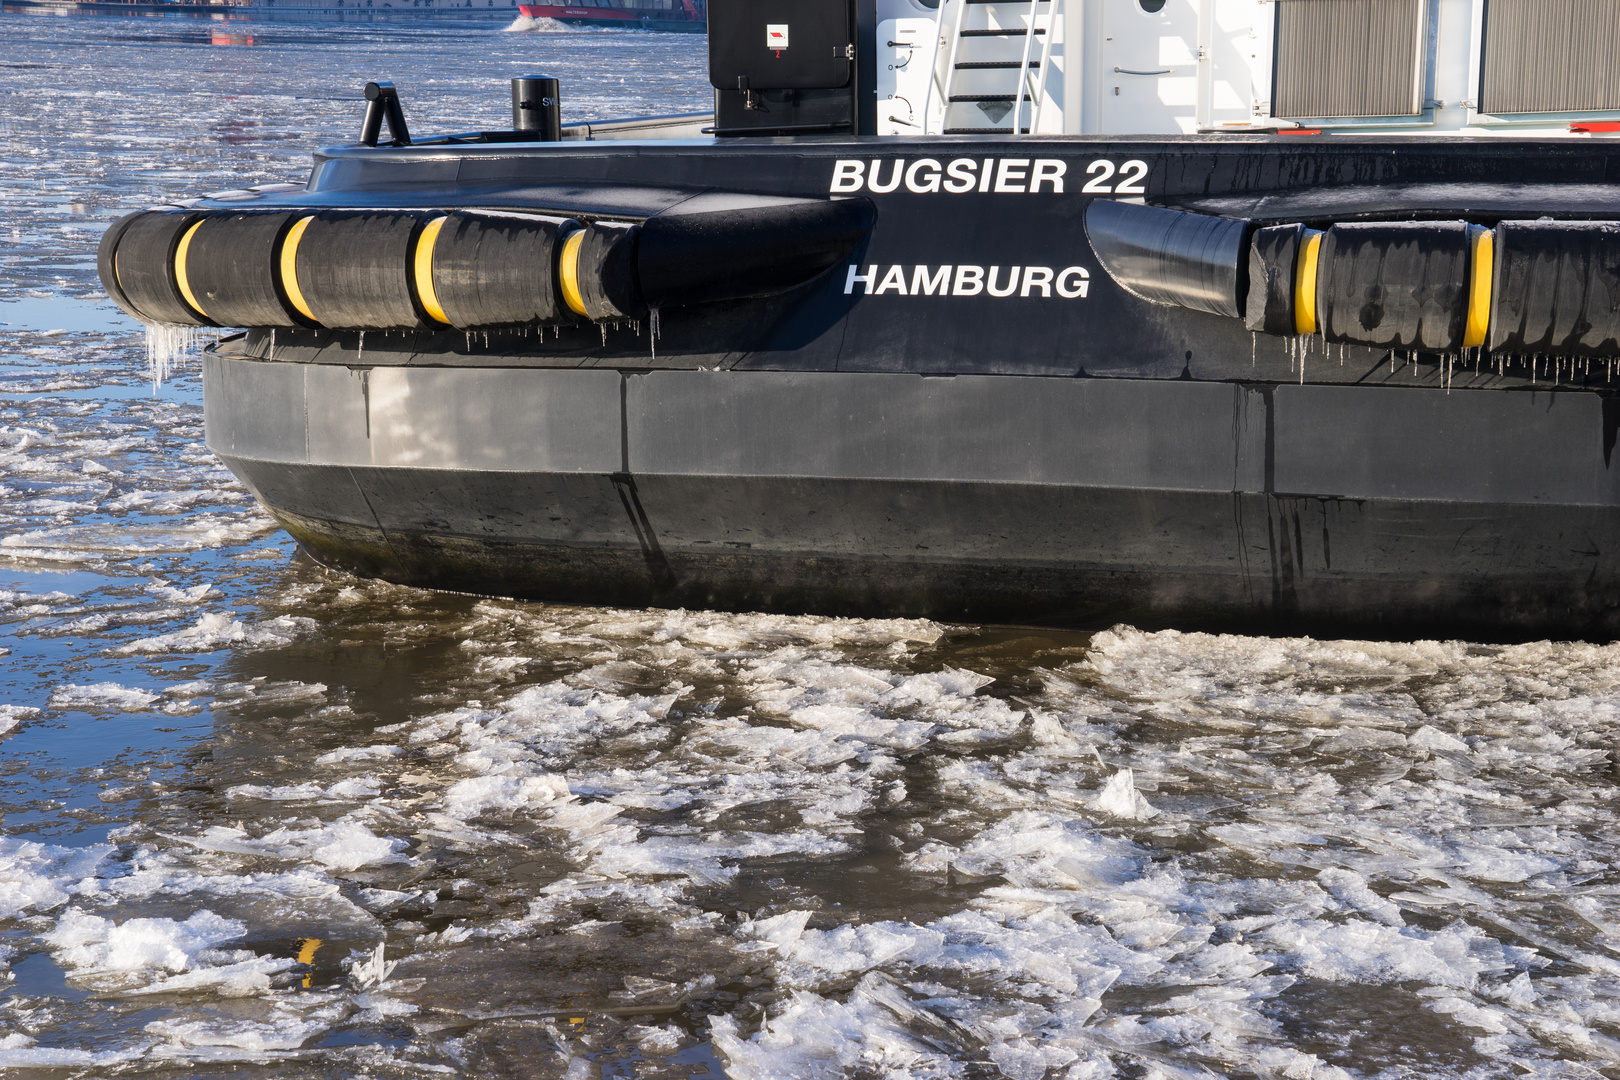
{"left": 205, "top": 353, "right": 1620, "bottom": 638}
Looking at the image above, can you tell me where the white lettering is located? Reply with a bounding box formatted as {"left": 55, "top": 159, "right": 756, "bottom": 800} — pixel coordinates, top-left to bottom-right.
{"left": 1081, "top": 160, "right": 1116, "bottom": 193}
{"left": 867, "top": 159, "right": 903, "bottom": 193}
{"left": 874, "top": 265, "right": 909, "bottom": 295}
{"left": 833, "top": 158, "right": 1149, "bottom": 197}
{"left": 1115, "top": 159, "right": 1149, "bottom": 195}
{"left": 1056, "top": 266, "right": 1090, "bottom": 298}
{"left": 904, "top": 158, "right": 942, "bottom": 194}
{"left": 986, "top": 266, "right": 1020, "bottom": 297}
{"left": 1020, "top": 266, "right": 1054, "bottom": 297}
{"left": 830, "top": 160, "right": 865, "bottom": 193}
{"left": 911, "top": 265, "right": 952, "bottom": 295}
{"left": 844, "top": 264, "right": 1089, "bottom": 300}
{"left": 953, "top": 265, "right": 985, "bottom": 296}
{"left": 943, "top": 158, "right": 978, "bottom": 193}
{"left": 1030, "top": 159, "right": 1066, "bottom": 194}
{"left": 993, "top": 158, "right": 1030, "bottom": 194}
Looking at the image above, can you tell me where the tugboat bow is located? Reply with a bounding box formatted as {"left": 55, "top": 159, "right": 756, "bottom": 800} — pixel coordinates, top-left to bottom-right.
{"left": 98, "top": 0, "right": 1620, "bottom": 638}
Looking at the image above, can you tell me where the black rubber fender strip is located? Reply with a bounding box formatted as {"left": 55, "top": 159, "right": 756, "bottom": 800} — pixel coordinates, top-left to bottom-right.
{"left": 111, "top": 210, "right": 215, "bottom": 326}
{"left": 1488, "top": 219, "right": 1620, "bottom": 358}
{"left": 637, "top": 197, "right": 876, "bottom": 310}
{"left": 430, "top": 211, "right": 581, "bottom": 329}
{"left": 1316, "top": 221, "right": 1473, "bottom": 351}
{"left": 1244, "top": 223, "right": 1303, "bottom": 335}
{"left": 292, "top": 210, "right": 430, "bottom": 331}
{"left": 1084, "top": 200, "right": 1249, "bottom": 319}
{"left": 184, "top": 210, "right": 307, "bottom": 329}
{"left": 575, "top": 221, "right": 645, "bottom": 321}
{"left": 96, "top": 211, "right": 146, "bottom": 322}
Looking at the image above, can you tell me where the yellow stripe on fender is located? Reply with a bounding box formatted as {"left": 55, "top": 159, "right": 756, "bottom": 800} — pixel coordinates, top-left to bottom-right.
{"left": 279, "top": 216, "right": 319, "bottom": 324}
{"left": 173, "top": 219, "right": 209, "bottom": 321}
{"left": 559, "top": 228, "right": 588, "bottom": 318}
{"left": 1294, "top": 229, "right": 1323, "bottom": 337}
{"left": 1463, "top": 228, "right": 1494, "bottom": 349}
{"left": 414, "top": 215, "right": 451, "bottom": 326}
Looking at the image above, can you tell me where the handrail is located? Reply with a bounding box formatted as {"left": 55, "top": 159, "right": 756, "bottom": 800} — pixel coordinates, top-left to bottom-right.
{"left": 1030, "top": 0, "right": 1059, "bottom": 133}
{"left": 1012, "top": 0, "right": 1040, "bottom": 134}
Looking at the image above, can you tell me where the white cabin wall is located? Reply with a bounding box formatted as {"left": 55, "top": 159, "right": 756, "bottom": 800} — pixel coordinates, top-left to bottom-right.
{"left": 1199, "top": 0, "right": 1265, "bottom": 129}
{"left": 1429, "top": 0, "right": 1475, "bottom": 131}
{"left": 879, "top": 0, "right": 1620, "bottom": 138}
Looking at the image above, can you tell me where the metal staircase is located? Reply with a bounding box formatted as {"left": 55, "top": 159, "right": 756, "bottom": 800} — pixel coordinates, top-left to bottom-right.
{"left": 926, "top": 0, "right": 1060, "bottom": 135}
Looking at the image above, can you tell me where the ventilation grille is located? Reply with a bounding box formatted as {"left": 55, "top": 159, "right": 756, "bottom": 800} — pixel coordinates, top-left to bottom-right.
{"left": 1480, "top": 0, "right": 1620, "bottom": 115}
{"left": 1273, "top": 0, "right": 1425, "bottom": 119}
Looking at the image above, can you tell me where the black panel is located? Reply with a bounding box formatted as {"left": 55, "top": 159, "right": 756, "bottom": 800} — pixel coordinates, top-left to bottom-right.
{"left": 708, "top": 0, "right": 853, "bottom": 91}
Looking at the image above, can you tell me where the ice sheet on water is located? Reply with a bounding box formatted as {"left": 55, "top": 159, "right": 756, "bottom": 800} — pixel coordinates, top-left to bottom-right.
{"left": 112, "top": 611, "right": 314, "bottom": 655}
{"left": 0, "top": 838, "right": 112, "bottom": 921}
{"left": 50, "top": 681, "right": 160, "bottom": 712}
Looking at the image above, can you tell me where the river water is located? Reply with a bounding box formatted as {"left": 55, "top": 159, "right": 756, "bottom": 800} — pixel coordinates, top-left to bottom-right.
{"left": 2, "top": 13, "right": 1620, "bottom": 1078}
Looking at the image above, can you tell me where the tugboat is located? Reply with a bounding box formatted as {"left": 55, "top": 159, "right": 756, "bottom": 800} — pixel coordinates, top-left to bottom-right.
{"left": 516, "top": 0, "right": 703, "bottom": 32}
{"left": 99, "top": 1, "right": 1620, "bottom": 640}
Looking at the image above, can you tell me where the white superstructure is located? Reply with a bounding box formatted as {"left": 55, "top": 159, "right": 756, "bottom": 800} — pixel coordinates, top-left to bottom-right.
{"left": 875, "top": 0, "right": 1620, "bottom": 137}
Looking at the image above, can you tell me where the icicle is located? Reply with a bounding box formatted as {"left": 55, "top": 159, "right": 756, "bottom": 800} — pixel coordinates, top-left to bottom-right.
{"left": 357, "top": 330, "right": 364, "bottom": 364}
{"left": 600, "top": 323, "right": 608, "bottom": 347}
{"left": 269, "top": 328, "right": 276, "bottom": 360}
{"left": 482, "top": 332, "right": 489, "bottom": 349}
{"left": 1251, "top": 332, "right": 1258, "bottom": 368}
{"left": 649, "top": 307, "right": 660, "bottom": 362}
{"left": 142, "top": 322, "right": 203, "bottom": 389}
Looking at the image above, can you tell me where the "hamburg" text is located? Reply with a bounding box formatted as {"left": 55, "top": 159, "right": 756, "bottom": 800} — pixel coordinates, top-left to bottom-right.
{"left": 844, "top": 264, "right": 1090, "bottom": 298}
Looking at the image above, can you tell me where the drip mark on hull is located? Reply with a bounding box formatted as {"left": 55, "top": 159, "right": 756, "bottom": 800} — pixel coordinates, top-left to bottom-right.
{"left": 611, "top": 472, "right": 677, "bottom": 590}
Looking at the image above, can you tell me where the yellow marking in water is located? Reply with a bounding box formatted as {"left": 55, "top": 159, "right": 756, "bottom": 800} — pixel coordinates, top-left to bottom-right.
{"left": 295, "top": 936, "right": 323, "bottom": 989}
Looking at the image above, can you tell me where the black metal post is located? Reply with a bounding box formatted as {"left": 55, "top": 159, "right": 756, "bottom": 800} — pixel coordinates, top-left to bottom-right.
{"left": 360, "top": 81, "right": 411, "bottom": 147}
{"left": 511, "top": 75, "right": 562, "bottom": 141}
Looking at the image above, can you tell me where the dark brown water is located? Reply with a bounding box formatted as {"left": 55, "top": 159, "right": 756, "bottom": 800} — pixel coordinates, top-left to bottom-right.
{"left": 2, "top": 15, "right": 1619, "bottom": 1077}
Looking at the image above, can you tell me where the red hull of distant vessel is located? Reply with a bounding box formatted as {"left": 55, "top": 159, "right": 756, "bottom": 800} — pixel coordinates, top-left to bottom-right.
{"left": 517, "top": 1, "right": 704, "bottom": 29}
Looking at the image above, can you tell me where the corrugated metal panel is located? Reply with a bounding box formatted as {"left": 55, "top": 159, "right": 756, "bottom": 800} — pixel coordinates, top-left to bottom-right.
{"left": 1481, "top": 0, "right": 1620, "bottom": 114}
{"left": 1273, "top": 0, "right": 1425, "bottom": 119}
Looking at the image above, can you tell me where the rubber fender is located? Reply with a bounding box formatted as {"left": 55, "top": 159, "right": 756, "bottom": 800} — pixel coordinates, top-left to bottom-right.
{"left": 1243, "top": 223, "right": 1303, "bottom": 335}
{"left": 637, "top": 197, "right": 876, "bottom": 310}
{"left": 182, "top": 210, "right": 306, "bottom": 328}
{"left": 96, "top": 211, "right": 147, "bottom": 322}
{"left": 289, "top": 210, "right": 431, "bottom": 330}
{"left": 1315, "top": 221, "right": 1473, "bottom": 350}
{"left": 565, "top": 221, "right": 645, "bottom": 321}
{"left": 424, "top": 211, "right": 581, "bottom": 329}
{"left": 1084, "top": 200, "right": 1249, "bottom": 319}
{"left": 1488, "top": 219, "right": 1620, "bottom": 357}
{"left": 109, "top": 210, "right": 214, "bottom": 326}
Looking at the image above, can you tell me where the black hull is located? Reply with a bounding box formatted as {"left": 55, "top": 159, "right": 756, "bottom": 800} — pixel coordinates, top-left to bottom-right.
{"left": 205, "top": 354, "right": 1620, "bottom": 640}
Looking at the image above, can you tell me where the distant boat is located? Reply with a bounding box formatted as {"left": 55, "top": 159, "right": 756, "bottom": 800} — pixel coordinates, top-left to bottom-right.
{"left": 2, "top": 0, "right": 523, "bottom": 22}
{"left": 517, "top": 0, "right": 702, "bottom": 31}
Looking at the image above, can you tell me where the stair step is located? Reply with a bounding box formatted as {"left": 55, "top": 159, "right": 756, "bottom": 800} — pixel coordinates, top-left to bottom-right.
{"left": 948, "top": 94, "right": 1033, "bottom": 102}
{"left": 960, "top": 27, "right": 1044, "bottom": 35}
{"left": 943, "top": 126, "right": 1032, "bottom": 134}
{"left": 954, "top": 60, "right": 1039, "bottom": 69}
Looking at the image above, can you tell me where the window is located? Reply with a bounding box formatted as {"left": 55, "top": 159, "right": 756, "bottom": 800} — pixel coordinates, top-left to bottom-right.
{"left": 1480, "top": 0, "right": 1620, "bottom": 114}
{"left": 1272, "top": 0, "right": 1425, "bottom": 119}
